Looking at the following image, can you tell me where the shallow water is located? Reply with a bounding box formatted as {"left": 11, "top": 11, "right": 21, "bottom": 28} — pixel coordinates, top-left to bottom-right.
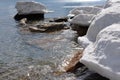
{"left": 0, "top": 0, "right": 106, "bottom": 80}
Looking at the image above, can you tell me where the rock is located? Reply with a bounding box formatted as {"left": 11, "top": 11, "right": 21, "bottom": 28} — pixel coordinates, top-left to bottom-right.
{"left": 69, "top": 6, "right": 102, "bottom": 16}
{"left": 19, "top": 18, "right": 27, "bottom": 25}
{"left": 29, "top": 22, "right": 66, "bottom": 32}
{"left": 29, "top": 26, "right": 47, "bottom": 32}
{"left": 78, "top": 5, "right": 120, "bottom": 48}
{"left": 69, "top": 14, "right": 95, "bottom": 26}
{"left": 14, "top": 1, "right": 47, "bottom": 20}
{"left": 84, "top": 73, "right": 109, "bottom": 80}
{"left": 58, "top": 49, "right": 83, "bottom": 72}
{"left": 80, "top": 24, "right": 120, "bottom": 80}
{"left": 71, "top": 24, "right": 89, "bottom": 36}
{"left": 14, "top": 13, "right": 44, "bottom": 21}
{"left": 68, "top": 14, "right": 93, "bottom": 37}
{"left": 50, "top": 17, "right": 68, "bottom": 22}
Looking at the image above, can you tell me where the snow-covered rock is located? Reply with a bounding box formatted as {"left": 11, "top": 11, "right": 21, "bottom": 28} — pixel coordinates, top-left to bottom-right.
{"left": 15, "top": 1, "right": 47, "bottom": 15}
{"left": 105, "top": 0, "right": 120, "bottom": 8}
{"left": 69, "top": 6, "right": 102, "bottom": 16}
{"left": 80, "top": 24, "right": 120, "bottom": 80}
{"left": 69, "top": 14, "right": 95, "bottom": 26}
{"left": 78, "top": 5, "right": 120, "bottom": 48}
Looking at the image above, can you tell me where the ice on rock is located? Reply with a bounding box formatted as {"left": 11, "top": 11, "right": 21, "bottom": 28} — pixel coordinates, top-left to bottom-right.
{"left": 69, "top": 6, "right": 102, "bottom": 16}
{"left": 78, "top": 5, "right": 120, "bottom": 48}
{"left": 80, "top": 24, "right": 120, "bottom": 80}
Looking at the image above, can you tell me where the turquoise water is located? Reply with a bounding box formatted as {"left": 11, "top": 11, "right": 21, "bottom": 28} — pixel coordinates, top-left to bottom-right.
{"left": 0, "top": 0, "right": 106, "bottom": 80}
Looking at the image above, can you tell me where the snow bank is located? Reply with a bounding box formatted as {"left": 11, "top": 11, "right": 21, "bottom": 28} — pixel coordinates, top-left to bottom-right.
{"left": 69, "top": 14, "right": 94, "bottom": 26}
{"left": 15, "top": 1, "right": 47, "bottom": 14}
{"left": 80, "top": 24, "right": 120, "bottom": 80}
{"left": 78, "top": 5, "right": 120, "bottom": 47}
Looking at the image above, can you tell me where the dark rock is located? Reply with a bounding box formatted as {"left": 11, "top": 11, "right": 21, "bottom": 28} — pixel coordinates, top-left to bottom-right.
{"left": 84, "top": 73, "right": 109, "bottom": 80}
{"left": 14, "top": 13, "right": 44, "bottom": 21}
{"left": 71, "top": 24, "right": 89, "bottom": 36}
{"left": 29, "top": 22, "right": 66, "bottom": 32}
{"left": 49, "top": 17, "right": 68, "bottom": 22}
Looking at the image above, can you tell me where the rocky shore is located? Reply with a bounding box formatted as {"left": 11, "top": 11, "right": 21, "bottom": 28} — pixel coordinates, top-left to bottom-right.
{"left": 14, "top": 0, "right": 120, "bottom": 80}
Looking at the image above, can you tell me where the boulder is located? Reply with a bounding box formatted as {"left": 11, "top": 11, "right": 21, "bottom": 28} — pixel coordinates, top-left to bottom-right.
{"left": 29, "top": 22, "right": 66, "bottom": 32}
{"left": 80, "top": 24, "right": 120, "bottom": 80}
{"left": 69, "top": 14, "right": 95, "bottom": 26}
{"left": 70, "top": 24, "right": 89, "bottom": 36}
{"left": 14, "top": 1, "right": 47, "bottom": 20}
{"left": 69, "top": 6, "right": 102, "bottom": 16}
{"left": 78, "top": 5, "right": 120, "bottom": 48}
{"left": 49, "top": 17, "right": 68, "bottom": 22}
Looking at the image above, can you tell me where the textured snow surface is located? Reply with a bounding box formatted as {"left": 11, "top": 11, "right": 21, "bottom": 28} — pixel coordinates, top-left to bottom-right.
{"left": 78, "top": 5, "right": 120, "bottom": 47}
{"left": 80, "top": 24, "right": 120, "bottom": 80}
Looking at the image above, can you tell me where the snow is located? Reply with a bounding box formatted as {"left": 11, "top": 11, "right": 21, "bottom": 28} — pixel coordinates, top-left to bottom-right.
{"left": 78, "top": 5, "right": 120, "bottom": 47}
{"left": 77, "top": 1, "right": 120, "bottom": 80}
{"left": 69, "top": 14, "right": 95, "bottom": 26}
{"left": 15, "top": 1, "right": 47, "bottom": 14}
{"left": 80, "top": 24, "right": 120, "bottom": 80}
{"left": 78, "top": 36, "right": 92, "bottom": 48}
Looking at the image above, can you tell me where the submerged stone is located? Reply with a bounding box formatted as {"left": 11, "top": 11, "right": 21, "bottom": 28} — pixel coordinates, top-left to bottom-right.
{"left": 29, "top": 22, "right": 66, "bottom": 32}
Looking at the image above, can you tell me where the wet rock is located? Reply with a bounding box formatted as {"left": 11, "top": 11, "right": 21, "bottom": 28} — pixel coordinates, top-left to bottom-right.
{"left": 14, "top": 1, "right": 47, "bottom": 20}
{"left": 14, "top": 13, "right": 44, "bottom": 21}
{"left": 58, "top": 49, "right": 83, "bottom": 72}
{"left": 84, "top": 73, "right": 109, "bottom": 80}
{"left": 29, "top": 22, "right": 66, "bottom": 32}
{"left": 29, "top": 26, "right": 47, "bottom": 32}
{"left": 71, "top": 24, "right": 89, "bottom": 36}
{"left": 19, "top": 18, "right": 27, "bottom": 25}
{"left": 50, "top": 17, "right": 68, "bottom": 22}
